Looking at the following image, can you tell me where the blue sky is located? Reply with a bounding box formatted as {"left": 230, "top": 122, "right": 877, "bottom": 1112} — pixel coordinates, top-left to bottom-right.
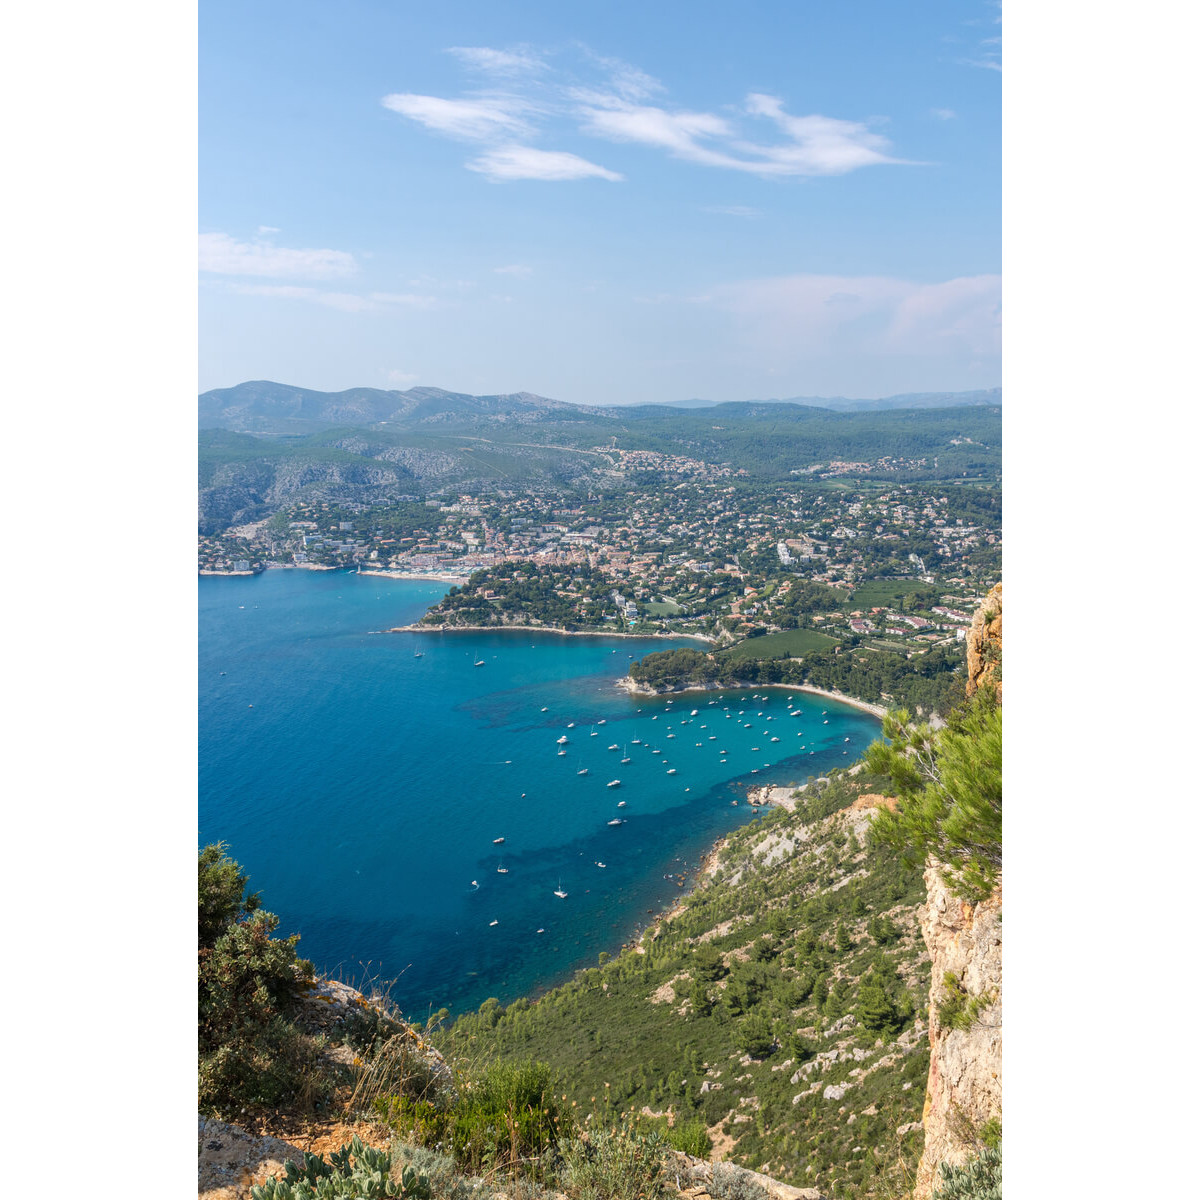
{"left": 200, "top": 0, "right": 1000, "bottom": 403}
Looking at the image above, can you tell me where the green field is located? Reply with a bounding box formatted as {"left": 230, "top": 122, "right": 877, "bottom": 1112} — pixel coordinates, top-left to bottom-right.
{"left": 644, "top": 599, "right": 683, "bottom": 615}
{"left": 843, "top": 579, "right": 934, "bottom": 610}
{"left": 719, "top": 628, "right": 839, "bottom": 662}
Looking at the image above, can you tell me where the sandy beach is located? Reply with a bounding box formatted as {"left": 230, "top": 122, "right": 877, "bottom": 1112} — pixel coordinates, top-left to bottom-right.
{"left": 616, "top": 676, "right": 886, "bottom": 718}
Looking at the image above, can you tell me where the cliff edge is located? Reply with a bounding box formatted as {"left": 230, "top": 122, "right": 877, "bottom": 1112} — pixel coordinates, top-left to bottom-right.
{"left": 913, "top": 581, "right": 1002, "bottom": 1198}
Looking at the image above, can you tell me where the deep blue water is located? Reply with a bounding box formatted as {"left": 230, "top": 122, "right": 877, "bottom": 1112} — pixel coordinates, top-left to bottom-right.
{"left": 199, "top": 569, "right": 881, "bottom": 1018}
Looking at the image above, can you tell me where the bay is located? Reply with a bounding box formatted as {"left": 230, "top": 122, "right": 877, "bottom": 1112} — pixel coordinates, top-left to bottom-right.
{"left": 199, "top": 568, "right": 882, "bottom": 1018}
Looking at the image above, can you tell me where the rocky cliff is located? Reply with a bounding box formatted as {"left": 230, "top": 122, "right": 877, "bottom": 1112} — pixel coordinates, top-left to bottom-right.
{"left": 912, "top": 580, "right": 1001, "bottom": 1198}
{"left": 965, "top": 583, "right": 1002, "bottom": 702}
{"left": 911, "top": 871, "right": 1002, "bottom": 1199}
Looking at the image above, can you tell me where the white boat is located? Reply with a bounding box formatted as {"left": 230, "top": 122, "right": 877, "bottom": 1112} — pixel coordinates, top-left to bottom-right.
{"left": 474, "top": 660, "right": 485, "bottom": 667}
{"left": 597, "top": 719, "right": 606, "bottom": 725}
{"left": 608, "top": 743, "right": 620, "bottom": 750}
{"left": 490, "top": 919, "right": 499, "bottom": 926}
{"left": 771, "top": 737, "right": 780, "bottom": 743}
{"left": 607, "top": 817, "right": 626, "bottom": 826}
{"left": 493, "top": 837, "right": 505, "bottom": 844}
{"left": 690, "top": 709, "right": 698, "bottom": 716}
{"left": 591, "top": 727, "right": 598, "bottom": 737}
{"left": 554, "top": 882, "right": 568, "bottom": 898}
{"left": 596, "top": 861, "right": 606, "bottom": 868}
{"left": 541, "top": 706, "right": 548, "bottom": 712}
{"left": 607, "top": 779, "right": 621, "bottom": 788}
{"left": 578, "top": 767, "right": 589, "bottom": 776}
{"left": 557, "top": 735, "right": 569, "bottom": 744}
{"left": 558, "top": 749, "right": 566, "bottom": 756}
{"left": 666, "top": 768, "right": 677, "bottom": 775}
{"left": 470, "top": 880, "right": 478, "bottom": 888}
{"left": 617, "top": 800, "right": 626, "bottom": 807}
{"left": 497, "top": 865, "right": 508, "bottom": 874}
{"left": 567, "top": 722, "right": 575, "bottom": 728}
{"left": 652, "top": 747, "right": 661, "bottom": 755}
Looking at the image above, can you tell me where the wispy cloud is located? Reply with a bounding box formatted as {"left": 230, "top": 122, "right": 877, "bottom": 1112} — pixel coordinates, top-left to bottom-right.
{"left": 494, "top": 263, "right": 534, "bottom": 276}
{"left": 448, "top": 45, "right": 546, "bottom": 77}
{"left": 199, "top": 233, "right": 357, "bottom": 280}
{"left": 382, "top": 45, "right": 914, "bottom": 182}
{"left": 930, "top": 108, "right": 957, "bottom": 121}
{"left": 695, "top": 272, "right": 1000, "bottom": 364}
{"left": 380, "top": 93, "right": 533, "bottom": 140}
{"left": 466, "top": 145, "right": 622, "bottom": 182}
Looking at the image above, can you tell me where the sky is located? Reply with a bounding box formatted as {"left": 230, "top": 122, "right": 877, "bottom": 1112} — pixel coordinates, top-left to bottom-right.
{"left": 199, "top": 0, "right": 1001, "bottom": 404}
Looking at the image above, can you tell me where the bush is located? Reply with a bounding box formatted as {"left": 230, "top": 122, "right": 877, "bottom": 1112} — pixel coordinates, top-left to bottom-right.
{"left": 662, "top": 1117, "right": 712, "bottom": 1158}
{"left": 450, "top": 1060, "right": 567, "bottom": 1176}
{"left": 198, "top": 844, "right": 317, "bottom": 1114}
{"left": 250, "top": 1136, "right": 431, "bottom": 1200}
{"left": 710, "top": 1162, "right": 770, "bottom": 1200}
{"left": 932, "top": 1143, "right": 1001, "bottom": 1200}
{"left": 558, "top": 1120, "right": 670, "bottom": 1200}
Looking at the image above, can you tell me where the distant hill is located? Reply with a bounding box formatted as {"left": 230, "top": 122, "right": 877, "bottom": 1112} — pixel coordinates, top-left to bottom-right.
{"left": 198, "top": 382, "right": 1001, "bottom": 532}
{"left": 649, "top": 389, "right": 999, "bottom": 412}
{"left": 200, "top": 381, "right": 1001, "bottom": 432}
{"left": 199, "top": 380, "right": 583, "bottom": 434}
{"left": 779, "top": 388, "right": 1001, "bottom": 413}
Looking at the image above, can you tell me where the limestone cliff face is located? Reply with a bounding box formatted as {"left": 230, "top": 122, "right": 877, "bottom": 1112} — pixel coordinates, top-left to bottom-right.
{"left": 912, "top": 867, "right": 1002, "bottom": 1199}
{"left": 965, "top": 583, "right": 1002, "bottom": 702}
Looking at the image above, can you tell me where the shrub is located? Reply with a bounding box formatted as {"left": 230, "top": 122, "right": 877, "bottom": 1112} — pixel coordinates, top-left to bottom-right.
{"left": 450, "top": 1060, "right": 567, "bottom": 1175}
{"left": 710, "top": 1162, "right": 770, "bottom": 1200}
{"left": 198, "top": 844, "right": 317, "bottom": 1114}
{"left": 932, "top": 1143, "right": 1001, "bottom": 1200}
{"left": 250, "top": 1136, "right": 431, "bottom": 1200}
{"left": 662, "top": 1117, "right": 712, "bottom": 1158}
{"left": 735, "top": 1014, "right": 775, "bottom": 1058}
{"left": 558, "top": 1120, "right": 670, "bottom": 1200}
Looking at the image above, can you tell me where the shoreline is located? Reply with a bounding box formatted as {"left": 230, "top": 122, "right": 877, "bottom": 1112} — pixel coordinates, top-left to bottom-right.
{"left": 615, "top": 676, "right": 886, "bottom": 718}
{"left": 388, "top": 621, "right": 715, "bottom": 643}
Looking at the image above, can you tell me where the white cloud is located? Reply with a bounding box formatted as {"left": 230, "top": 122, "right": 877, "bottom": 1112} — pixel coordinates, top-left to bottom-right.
{"left": 200, "top": 233, "right": 357, "bottom": 279}
{"left": 701, "top": 205, "right": 762, "bottom": 218}
{"left": 448, "top": 46, "right": 546, "bottom": 76}
{"left": 494, "top": 264, "right": 534, "bottom": 276}
{"left": 466, "top": 145, "right": 622, "bottom": 182}
{"left": 386, "top": 369, "right": 419, "bottom": 387}
{"left": 256, "top": 224, "right": 281, "bottom": 234}
{"left": 576, "top": 92, "right": 908, "bottom": 177}
{"left": 931, "top": 108, "right": 957, "bottom": 121}
{"left": 381, "top": 93, "right": 531, "bottom": 141}
{"left": 382, "top": 47, "right": 914, "bottom": 181}
{"left": 695, "top": 272, "right": 1000, "bottom": 366}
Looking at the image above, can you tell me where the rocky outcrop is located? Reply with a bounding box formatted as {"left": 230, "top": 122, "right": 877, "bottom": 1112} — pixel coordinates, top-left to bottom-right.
{"left": 965, "top": 583, "right": 1002, "bottom": 702}
{"left": 912, "top": 868, "right": 1002, "bottom": 1199}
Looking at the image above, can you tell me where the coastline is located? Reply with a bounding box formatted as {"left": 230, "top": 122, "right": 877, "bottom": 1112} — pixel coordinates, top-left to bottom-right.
{"left": 388, "top": 621, "right": 715, "bottom": 643}
{"left": 615, "top": 675, "right": 887, "bottom": 719}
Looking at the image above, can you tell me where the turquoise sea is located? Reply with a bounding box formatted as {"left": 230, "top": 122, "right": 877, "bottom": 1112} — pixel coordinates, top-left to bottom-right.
{"left": 199, "top": 569, "right": 882, "bottom": 1019}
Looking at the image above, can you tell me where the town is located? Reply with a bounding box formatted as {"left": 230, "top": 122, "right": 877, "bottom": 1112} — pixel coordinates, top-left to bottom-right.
{"left": 199, "top": 471, "right": 1000, "bottom": 709}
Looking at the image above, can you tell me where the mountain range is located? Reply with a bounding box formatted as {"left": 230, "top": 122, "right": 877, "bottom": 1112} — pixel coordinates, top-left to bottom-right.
{"left": 200, "top": 381, "right": 1001, "bottom": 434}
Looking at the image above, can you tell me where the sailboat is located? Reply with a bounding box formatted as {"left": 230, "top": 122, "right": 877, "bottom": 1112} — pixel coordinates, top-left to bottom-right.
{"left": 620, "top": 745, "right": 631, "bottom": 764}
{"left": 554, "top": 881, "right": 568, "bottom": 898}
